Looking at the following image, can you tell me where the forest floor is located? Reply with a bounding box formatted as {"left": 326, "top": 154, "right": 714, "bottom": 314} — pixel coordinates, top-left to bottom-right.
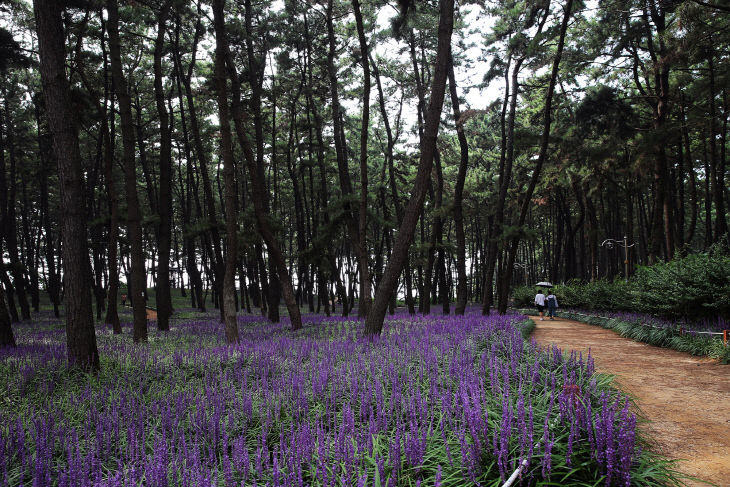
{"left": 530, "top": 316, "right": 730, "bottom": 487}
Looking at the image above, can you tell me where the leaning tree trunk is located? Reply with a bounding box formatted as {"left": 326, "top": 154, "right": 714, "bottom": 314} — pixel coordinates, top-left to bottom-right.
{"left": 34, "top": 0, "right": 99, "bottom": 370}
{"left": 107, "top": 0, "right": 147, "bottom": 342}
{"left": 364, "top": 0, "right": 454, "bottom": 336}
{"left": 212, "top": 0, "right": 240, "bottom": 343}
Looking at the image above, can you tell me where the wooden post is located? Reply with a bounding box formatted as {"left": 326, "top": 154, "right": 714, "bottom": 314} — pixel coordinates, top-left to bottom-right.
{"left": 723, "top": 330, "right": 728, "bottom": 347}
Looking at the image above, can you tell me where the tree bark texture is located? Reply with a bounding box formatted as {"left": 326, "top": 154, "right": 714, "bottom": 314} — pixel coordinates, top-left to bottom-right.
{"left": 212, "top": 0, "right": 240, "bottom": 344}
{"left": 34, "top": 0, "right": 100, "bottom": 370}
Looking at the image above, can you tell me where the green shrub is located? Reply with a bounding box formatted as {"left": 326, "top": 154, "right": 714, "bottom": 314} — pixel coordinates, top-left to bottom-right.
{"left": 631, "top": 253, "right": 730, "bottom": 320}
{"left": 512, "top": 285, "right": 535, "bottom": 307}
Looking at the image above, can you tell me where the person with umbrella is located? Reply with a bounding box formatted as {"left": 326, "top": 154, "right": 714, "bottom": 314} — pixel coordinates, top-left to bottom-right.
{"left": 534, "top": 284, "right": 549, "bottom": 320}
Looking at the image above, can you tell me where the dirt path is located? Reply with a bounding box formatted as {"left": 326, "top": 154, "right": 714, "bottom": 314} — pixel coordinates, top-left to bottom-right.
{"left": 530, "top": 316, "right": 730, "bottom": 487}
{"left": 146, "top": 308, "right": 157, "bottom": 321}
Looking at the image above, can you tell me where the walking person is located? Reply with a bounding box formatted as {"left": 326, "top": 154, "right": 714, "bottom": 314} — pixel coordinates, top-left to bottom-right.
{"left": 534, "top": 289, "right": 546, "bottom": 321}
{"left": 546, "top": 292, "right": 558, "bottom": 320}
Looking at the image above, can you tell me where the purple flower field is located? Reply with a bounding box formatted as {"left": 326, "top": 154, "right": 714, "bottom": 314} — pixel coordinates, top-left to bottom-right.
{"left": 0, "top": 310, "right": 674, "bottom": 486}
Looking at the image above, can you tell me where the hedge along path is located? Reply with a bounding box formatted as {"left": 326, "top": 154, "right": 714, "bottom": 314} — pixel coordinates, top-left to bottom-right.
{"left": 529, "top": 316, "right": 730, "bottom": 487}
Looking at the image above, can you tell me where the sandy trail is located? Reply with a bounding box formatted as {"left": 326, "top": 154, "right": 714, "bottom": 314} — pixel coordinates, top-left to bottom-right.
{"left": 529, "top": 316, "right": 730, "bottom": 487}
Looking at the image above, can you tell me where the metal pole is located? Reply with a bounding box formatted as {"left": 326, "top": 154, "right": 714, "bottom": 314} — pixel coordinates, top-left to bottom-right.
{"left": 623, "top": 235, "right": 629, "bottom": 282}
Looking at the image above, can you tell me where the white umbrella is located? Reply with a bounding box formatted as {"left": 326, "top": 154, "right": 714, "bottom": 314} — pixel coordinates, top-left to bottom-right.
{"left": 536, "top": 281, "right": 553, "bottom": 288}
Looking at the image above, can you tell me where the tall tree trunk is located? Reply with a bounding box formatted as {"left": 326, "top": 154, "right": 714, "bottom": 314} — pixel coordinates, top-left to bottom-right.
{"left": 703, "top": 141, "right": 712, "bottom": 248}
{"left": 241, "top": 0, "right": 281, "bottom": 323}
{"left": 108, "top": 0, "right": 148, "bottom": 342}
{"left": 223, "top": 7, "right": 302, "bottom": 331}
{"left": 482, "top": 54, "right": 518, "bottom": 315}
{"left": 34, "top": 0, "right": 99, "bottom": 370}
{"left": 172, "top": 12, "right": 206, "bottom": 312}
{"left": 644, "top": 2, "right": 673, "bottom": 261}
{"left": 681, "top": 97, "right": 698, "bottom": 246}
{"left": 153, "top": 1, "right": 173, "bottom": 331}
{"left": 499, "top": 0, "right": 573, "bottom": 313}
{"left": 448, "top": 56, "right": 469, "bottom": 315}
{"left": 326, "top": 0, "right": 369, "bottom": 318}
{"left": 34, "top": 101, "right": 62, "bottom": 317}
{"left": 707, "top": 41, "right": 728, "bottom": 241}
{"left": 180, "top": 12, "right": 225, "bottom": 322}
{"left": 372, "top": 57, "right": 415, "bottom": 314}
{"left": 0, "top": 108, "right": 14, "bottom": 324}
{"left": 352, "top": 0, "right": 372, "bottom": 317}
{"left": 100, "top": 24, "right": 122, "bottom": 333}
{"left": 364, "top": 0, "right": 454, "bottom": 335}
{"left": 2, "top": 100, "right": 31, "bottom": 321}
{"left": 212, "top": 0, "right": 240, "bottom": 343}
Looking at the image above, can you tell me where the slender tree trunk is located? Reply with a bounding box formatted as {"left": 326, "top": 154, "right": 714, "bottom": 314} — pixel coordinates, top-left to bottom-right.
{"left": 21, "top": 175, "right": 40, "bottom": 313}
{"left": 703, "top": 141, "right": 712, "bottom": 248}
{"left": 352, "top": 0, "right": 372, "bottom": 317}
{"left": 34, "top": 0, "right": 99, "bottom": 370}
{"left": 0, "top": 109, "right": 12, "bottom": 324}
{"left": 180, "top": 13, "right": 225, "bottom": 321}
{"left": 107, "top": 0, "right": 147, "bottom": 342}
{"left": 482, "top": 54, "right": 518, "bottom": 315}
{"left": 212, "top": 0, "right": 239, "bottom": 343}
{"left": 326, "top": 0, "right": 369, "bottom": 317}
{"left": 172, "top": 13, "right": 206, "bottom": 312}
{"left": 499, "top": 0, "right": 573, "bottom": 313}
{"left": 364, "top": 0, "right": 454, "bottom": 335}
{"left": 34, "top": 101, "right": 62, "bottom": 317}
{"left": 97, "top": 19, "right": 122, "bottom": 333}
{"left": 448, "top": 56, "right": 469, "bottom": 315}
{"left": 707, "top": 42, "right": 728, "bottom": 241}
{"left": 680, "top": 98, "right": 698, "bottom": 247}
{"left": 222, "top": 10, "right": 302, "bottom": 331}
{"left": 2, "top": 101, "right": 31, "bottom": 321}
{"left": 153, "top": 1, "right": 173, "bottom": 331}
{"left": 372, "top": 58, "right": 415, "bottom": 314}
